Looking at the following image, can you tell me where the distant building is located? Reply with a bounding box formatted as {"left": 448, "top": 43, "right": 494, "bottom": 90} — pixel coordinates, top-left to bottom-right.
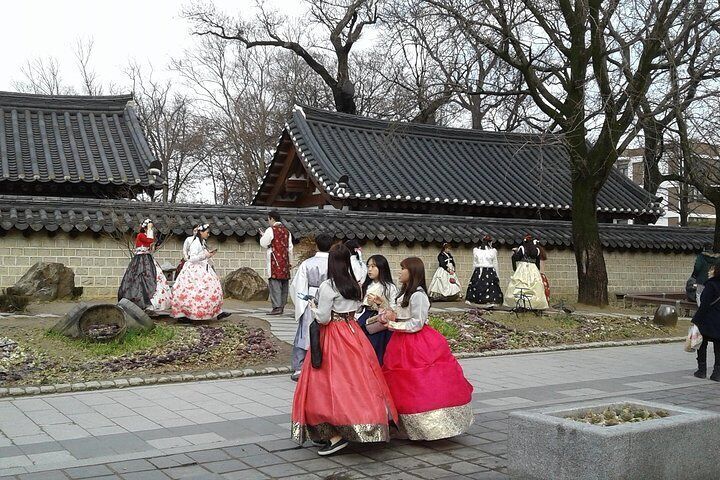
{"left": 617, "top": 144, "right": 717, "bottom": 227}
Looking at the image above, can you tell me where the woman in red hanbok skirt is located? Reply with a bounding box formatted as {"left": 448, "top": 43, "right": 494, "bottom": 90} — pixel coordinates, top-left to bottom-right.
{"left": 379, "top": 257, "right": 474, "bottom": 441}
{"left": 292, "top": 244, "right": 397, "bottom": 456}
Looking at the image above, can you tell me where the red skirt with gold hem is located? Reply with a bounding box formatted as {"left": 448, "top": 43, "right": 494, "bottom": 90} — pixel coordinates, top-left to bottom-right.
{"left": 382, "top": 325, "right": 474, "bottom": 440}
{"left": 291, "top": 313, "right": 398, "bottom": 444}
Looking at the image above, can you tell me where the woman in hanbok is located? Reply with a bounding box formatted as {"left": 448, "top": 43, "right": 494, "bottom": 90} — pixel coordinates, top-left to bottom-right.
{"left": 357, "top": 255, "right": 398, "bottom": 365}
{"left": 379, "top": 257, "right": 474, "bottom": 441}
{"left": 171, "top": 224, "right": 227, "bottom": 321}
{"left": 292, "top": 244, "right": 397, "bottom": 456}
{"left": 345, "top": 239, "right": 367, "bottom": 285}
{"left": 466, "top": 235, "right": 503, "bottom": 306}
{"left": 502, "top": 235, "right": 549, "bottom": 310}
{"left": 428, "top": 243, "right": 462, "bottom": 301}
{"left": 118, "top": 219, "right": 171, "bottom": 312}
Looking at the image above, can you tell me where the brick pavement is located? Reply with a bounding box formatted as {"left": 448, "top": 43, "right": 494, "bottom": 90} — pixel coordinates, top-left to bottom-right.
{"left": 0, "top": 342, "right": 718, "bottom": 479}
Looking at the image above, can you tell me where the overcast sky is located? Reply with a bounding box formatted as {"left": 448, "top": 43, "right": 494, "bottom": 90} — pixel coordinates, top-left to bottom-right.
{"left": 0, "top": 0, "right": 302, "bottom": 93}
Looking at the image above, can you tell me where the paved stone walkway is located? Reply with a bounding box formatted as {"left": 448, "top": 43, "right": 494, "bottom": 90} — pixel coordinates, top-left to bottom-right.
{"left": 0, "top": 342, "right": 717, "bottom": 479}
{"left": 238, "top": 304, "right": 475, "bottom": 345}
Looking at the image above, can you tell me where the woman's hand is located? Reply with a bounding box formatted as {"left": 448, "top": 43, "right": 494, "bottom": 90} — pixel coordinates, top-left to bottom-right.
{"left": 383, "top": 309, "right": 397, "bottom": 323}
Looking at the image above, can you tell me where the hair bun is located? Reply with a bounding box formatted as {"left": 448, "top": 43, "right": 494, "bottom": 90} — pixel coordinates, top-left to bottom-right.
{"left": 482, "top": 234, "right": 492, "bottom": 242}
{"left": 523, "top": 234, "right": 533, "bottom": 242}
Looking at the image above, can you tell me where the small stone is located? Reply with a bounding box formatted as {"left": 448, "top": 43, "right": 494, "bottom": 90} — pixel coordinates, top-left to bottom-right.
{"left": 157, "top": 376, "right": 171, "bottom": 383}
{"left": 229, "top": 370, "right": 243, "bottom": 377}
{"left": 144, "top": 377, "right": 157, "bottom": 385}
{"left": 265, "top": 367, "right": 278, "bottom": 374}
{"left": 242, "top": 369, "right": 255, "bottom": 376}
{"left": 194, "top": 374, "right": 208, "bottom": 380}
{"left": 114, "top": 379, "right": 129, "bottom": 387}
{"left": 24, "top": 386, "right": 40, "bottom": 395}
{"left": 56, "top": 383, "right": 72, "bottom": 393}
{"left": 99, "top": 380, "right": 115, "bottom": 389}
{"left": 181, "top": 374, "right": 194, "bottom": 381}
{"left": 8, "top": 387, "right": 24, "bottom": 396}
{"left": 85, "top": 381, "right": 101, "bottom": 390}
{"left": 218, "top": 371, "right": 232, "bottom": 379}
{"left": 40, "top": 386, "right": 56, "bottom": 394}
{"left": 71, "top": 383, "right": 87, "bottom": 391}
{"left": 128, "top": 378, "right": 143, "bottom": 386}
{"left": 205, "top": 372, "right": 218, "bottom": 380}
{"left": 169, "top": 375, "right": 183, "bottom": 382}
{"left": 0, "top": 387, "right": 9, "bottom": 397}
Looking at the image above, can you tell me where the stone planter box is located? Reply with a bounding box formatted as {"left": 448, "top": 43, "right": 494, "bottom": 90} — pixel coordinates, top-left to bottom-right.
{"left": 508, "top": 400, "right": 720, "bottom": 480}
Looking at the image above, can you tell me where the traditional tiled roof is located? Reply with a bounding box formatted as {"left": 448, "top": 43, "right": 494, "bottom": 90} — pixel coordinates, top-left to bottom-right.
{"left": 253, "top": 106, "right": 664, "bottom": 221}
{"left": 0, "top": 195, "right": 708, "bottom": 252}
{"left": 0, "top": 92, "right": 161, "bottom": 197}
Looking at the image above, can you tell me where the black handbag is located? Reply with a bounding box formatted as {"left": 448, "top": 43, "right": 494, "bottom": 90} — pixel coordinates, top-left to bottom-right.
{"left": 309, "top": 320, "right": 322, "bottom": 368}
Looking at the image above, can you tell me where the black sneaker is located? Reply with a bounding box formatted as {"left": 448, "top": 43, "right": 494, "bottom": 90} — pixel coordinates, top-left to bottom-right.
{"left": 317, "top": 438, "right": 348, "bottom": 456}
{"left": 710, "top": 372, "right": 720, "bottom": 382}
{"left": 217, "top": 312, "right": 231, "bottom": 320}
{"left": 694, "top": 370, "right": 707, "bottom": 379}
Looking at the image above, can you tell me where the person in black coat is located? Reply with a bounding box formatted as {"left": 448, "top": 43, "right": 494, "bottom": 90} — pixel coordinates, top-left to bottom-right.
{"left": 691, "top": 268, "right": 720, "bottom": 381}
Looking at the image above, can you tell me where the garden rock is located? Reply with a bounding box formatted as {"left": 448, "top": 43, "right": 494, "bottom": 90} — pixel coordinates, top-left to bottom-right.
{"left": 223, "top": 267, "right": 269, "bottom": 301}
{"left": 117, "top": 298, "right": 155, "bottom": 330}
{"left": 7, "top": 262, "right": 77, "bottom": 301}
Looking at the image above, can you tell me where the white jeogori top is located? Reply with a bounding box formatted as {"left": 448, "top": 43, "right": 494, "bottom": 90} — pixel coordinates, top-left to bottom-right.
{"left": 362, "top": 281, "right": 399, "bottom": 310}
{"left": 473, "top": 247, "right": 500, "bottom": 272}
{"left": 313, "top": 279, "right": 362, "bottom": 325}
{"left": 388, "top": 288, "right": 430, "bottom": 333}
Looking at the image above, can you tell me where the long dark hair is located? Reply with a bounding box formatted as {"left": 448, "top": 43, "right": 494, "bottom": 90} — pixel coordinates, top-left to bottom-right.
{"left": 520, "top": 234, "right": 540, "bottom": 257}
{"left": 397, "top": 257, "right": 427, "bottom": 308}
{"left": 327, "top": 244, "right": 362, "bottom": 301}
{"left": 362, "top": 255, "right": 395, "bottom": 298}
{"left": 344, "top": 239, "right": 361, "bottom": 259}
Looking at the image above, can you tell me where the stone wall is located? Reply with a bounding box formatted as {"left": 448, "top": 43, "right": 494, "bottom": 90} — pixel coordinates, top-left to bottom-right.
{"left": 0, "top": 230, "right": 695, "bottom": 301}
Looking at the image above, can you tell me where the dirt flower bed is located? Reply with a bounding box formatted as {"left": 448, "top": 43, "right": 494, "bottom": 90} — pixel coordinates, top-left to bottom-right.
{"left": 430, "top": 309, "right": 686, "bottom": 353}
{"left": 0, "top": 322, "right": 281, "bottom": 387}
{"left": 566, "top": 404, "right": 670, "bottom": 426}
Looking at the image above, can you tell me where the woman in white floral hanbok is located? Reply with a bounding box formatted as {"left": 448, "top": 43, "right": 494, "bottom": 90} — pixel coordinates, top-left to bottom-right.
{"left": 171, "top": 224, "right": 225, "bottom": 321}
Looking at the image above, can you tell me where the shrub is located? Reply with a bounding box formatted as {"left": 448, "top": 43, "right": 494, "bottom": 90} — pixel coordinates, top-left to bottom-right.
{"left": 428, "top": 316, "right": 460, "bottom": 340}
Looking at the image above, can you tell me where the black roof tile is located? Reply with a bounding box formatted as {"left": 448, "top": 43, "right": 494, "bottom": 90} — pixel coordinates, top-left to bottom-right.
{"left": 254, "top": 106, "right": 664, "bottom": 219}
{"left": 0, "top": 91, "right": 161, "bottom": 192}
{"left": 0, "top": 195, "right": 709, "bottom": 253}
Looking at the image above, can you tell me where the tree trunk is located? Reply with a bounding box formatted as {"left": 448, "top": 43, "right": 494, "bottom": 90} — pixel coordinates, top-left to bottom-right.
{"left": 571, "top": 172, "right": 609, "bottom": 306}
{"left": 714, "top": 202, "right": 720, "bottom": 252}
{"left": 332, "top": 81, "right": 357, "bottom": 114}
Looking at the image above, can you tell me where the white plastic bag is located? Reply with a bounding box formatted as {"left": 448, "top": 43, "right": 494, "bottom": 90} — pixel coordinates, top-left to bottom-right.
{"left": 684, "top": 325, "right": 703, "bottom": 352}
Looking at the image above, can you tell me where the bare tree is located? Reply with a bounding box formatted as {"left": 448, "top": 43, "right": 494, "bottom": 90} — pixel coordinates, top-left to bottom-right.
{"left": 185, "top": 0, "right": 379, "bottom": 114}
{"left": 127, "top": 63, "right": 207, "bottom": 204}
{"left": 173, "top": 36, "right": 286, "bottom": 204}
{"left": 12, "top": 57, "right": 74, "bottom": 95}
{"left": 74, "top": 38, "right": 104, "bottom": 96}
{"left": 426, "top": 0, "right": 720, "bottom": 305}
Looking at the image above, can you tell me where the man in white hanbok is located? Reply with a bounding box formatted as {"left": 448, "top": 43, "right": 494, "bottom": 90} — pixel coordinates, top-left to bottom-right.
{"left": 288, "top": 233, "right": 333, "bottom": 381}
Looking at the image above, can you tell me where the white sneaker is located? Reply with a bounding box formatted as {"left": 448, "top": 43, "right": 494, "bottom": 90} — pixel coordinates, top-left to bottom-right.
{"left": 290, "top": 371, "right": 301, "bottom": 382}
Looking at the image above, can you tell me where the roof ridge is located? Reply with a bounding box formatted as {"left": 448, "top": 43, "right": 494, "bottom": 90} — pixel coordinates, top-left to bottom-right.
{"left": 297, "top": 105, "right": 562, "bottom": 144}
{"left": 0, "top": 91, "right": 134, "bottom": 111}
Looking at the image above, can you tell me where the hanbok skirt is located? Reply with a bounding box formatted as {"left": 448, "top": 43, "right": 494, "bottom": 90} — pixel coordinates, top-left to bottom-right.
{"left": 541, "top": 273, "right": 551, "bottom": 303}
{"left": 428, "top": 268, "right": 462, "bottom": 300}
{"left": 171, "top": 261, "right": 223, "bottom": 320}
{"left": 358, "top": 309, "right": 393, "bottom": 365}
{"left": 291, "top": 312, "right": 398, "bottom": 444}
{"left": 118, "top": 253, "right": 170, "bottom": 311}
{"left": 466, "top": 267, "right": 503, "bottom": 305}
{"left": 503, "top": 262, "right": 549, "bottom": 310}
{"left": 382, "top": 326, "right": 474, "bottom": 441}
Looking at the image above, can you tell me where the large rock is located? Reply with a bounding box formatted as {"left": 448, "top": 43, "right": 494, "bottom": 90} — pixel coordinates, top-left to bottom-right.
{"left": 7, "top": 262, "right": 77, "bottom": 301}
{"left": 224, "top": 267, "right": 269, "bottom": 301}
{"left": 117, "top": 298, "right": 155, "bottom": 331}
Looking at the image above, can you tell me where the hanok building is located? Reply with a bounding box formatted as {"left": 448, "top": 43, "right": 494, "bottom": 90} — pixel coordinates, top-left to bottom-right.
{"left": 0, "top": 96, "right": 712, "bottom": 298}
{"left": 617, "top": 145, "right": 718, "bottom": 227}
{"left": 254, "top": 107, "right": 664, "bottom": 224}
